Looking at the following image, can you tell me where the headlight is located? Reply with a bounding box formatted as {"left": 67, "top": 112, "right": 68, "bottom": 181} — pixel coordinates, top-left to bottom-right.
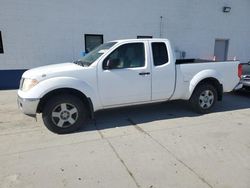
{"left": 21, "top": 78, "right": 39, "bottom": 92}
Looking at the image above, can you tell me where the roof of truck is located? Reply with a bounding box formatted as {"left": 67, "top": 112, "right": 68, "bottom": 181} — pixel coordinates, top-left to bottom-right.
{"left": 111, "top": 38, "right": 169, "bottom": 43}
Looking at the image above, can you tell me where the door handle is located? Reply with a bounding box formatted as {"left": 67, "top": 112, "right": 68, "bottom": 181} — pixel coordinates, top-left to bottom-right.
{"left": 139, "top": 72, "right": 150, "bottom": 76}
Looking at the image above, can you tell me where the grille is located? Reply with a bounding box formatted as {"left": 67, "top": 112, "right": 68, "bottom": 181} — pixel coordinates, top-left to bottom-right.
{"left": 242, "top": 75, "right": 250, "bottom": 80}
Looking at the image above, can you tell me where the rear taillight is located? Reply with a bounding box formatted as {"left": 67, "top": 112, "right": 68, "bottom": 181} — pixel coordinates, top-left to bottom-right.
{"left": 238, "top": 64, "right": 243, "bottom": 79}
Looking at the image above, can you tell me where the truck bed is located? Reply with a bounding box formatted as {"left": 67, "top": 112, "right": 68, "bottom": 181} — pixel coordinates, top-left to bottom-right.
{"left": 172, "top": 60, "right": 240, "bottom": 100}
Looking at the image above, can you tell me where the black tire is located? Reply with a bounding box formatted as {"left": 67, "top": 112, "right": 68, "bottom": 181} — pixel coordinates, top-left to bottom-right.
{"left": 189, "top": 84, "right": 218, "bottom": 114}
{"left": 42, "top": 94, "right": 87, "bottom": 134}
{"left": 244, "top": 86, "right": 250, "bottom": 92}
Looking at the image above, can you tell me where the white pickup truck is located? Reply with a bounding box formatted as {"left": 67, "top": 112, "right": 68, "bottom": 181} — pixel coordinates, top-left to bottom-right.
{"left": 18, "top": 39, "right": 242, "bottom": 134}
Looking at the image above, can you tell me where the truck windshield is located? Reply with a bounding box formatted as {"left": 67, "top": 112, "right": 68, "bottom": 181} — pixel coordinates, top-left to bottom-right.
{"left": 74, "top": 42, "right": 117, "bottom": 66}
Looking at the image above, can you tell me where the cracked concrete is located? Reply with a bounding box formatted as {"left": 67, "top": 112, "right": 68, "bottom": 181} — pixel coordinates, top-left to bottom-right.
{"left": 0, "top": 90, "right": 250, "bottom": 188}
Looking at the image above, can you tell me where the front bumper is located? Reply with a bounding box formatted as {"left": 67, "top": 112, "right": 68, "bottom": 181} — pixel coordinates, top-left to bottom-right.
{"left": 241, "top": 75, "right": 250, "bottom": 87}
{"left": 233, "top": 82, "right": 243, "bottom": 90}
{"left": 17, "top": 95, "right": 40, "bottom": 117}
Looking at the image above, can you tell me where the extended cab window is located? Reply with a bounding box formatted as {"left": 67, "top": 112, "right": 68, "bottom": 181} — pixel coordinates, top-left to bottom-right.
{"left": 103, "top": 43, "right": 145, "bottom": 69}
{"left": 152, "top": 42, "right": 169, "bottom": 66}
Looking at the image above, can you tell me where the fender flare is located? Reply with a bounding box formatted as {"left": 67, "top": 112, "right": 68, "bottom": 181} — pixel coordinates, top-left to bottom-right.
{"left": 188, "top": 69, "right": 223, "bottom": 99}
{"left": 28, "top": 76, "right": 101, "bottom": 111}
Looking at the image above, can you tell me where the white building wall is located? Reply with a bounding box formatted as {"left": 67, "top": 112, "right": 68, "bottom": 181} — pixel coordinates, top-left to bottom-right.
{"left": 0, "top": 0, "right": 250, "bottom": 70}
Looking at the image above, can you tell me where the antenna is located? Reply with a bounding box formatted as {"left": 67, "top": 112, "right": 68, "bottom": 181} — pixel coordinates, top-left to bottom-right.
{"left": 160, "top": 16, "right": 163, "bottom": 38}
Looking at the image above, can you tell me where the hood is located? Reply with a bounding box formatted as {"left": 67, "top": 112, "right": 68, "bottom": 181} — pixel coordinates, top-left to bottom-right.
{"left": 22, "top": 63, "right": 83, "bottom": 80}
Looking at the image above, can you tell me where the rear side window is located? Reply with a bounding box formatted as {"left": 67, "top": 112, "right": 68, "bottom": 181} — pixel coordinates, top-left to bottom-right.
{"left": 152, "top": 42, "right": 168, "bottom": 66}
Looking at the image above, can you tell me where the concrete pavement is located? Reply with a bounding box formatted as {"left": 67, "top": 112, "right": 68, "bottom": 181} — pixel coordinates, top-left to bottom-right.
{"left": 0, "top": 90, "right": 249, "bottom": 188}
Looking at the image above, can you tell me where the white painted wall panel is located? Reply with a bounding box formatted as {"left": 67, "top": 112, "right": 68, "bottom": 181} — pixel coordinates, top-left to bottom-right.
{"left": 0, "top": 0, "right": 249, "bottom": 69}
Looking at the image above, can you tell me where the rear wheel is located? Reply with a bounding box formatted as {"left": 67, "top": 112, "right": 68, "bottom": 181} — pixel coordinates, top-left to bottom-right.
{"left": 189, "top": 84, "right": 218, "bottom": 114}
{"left": 42, "top": 94, "right": 87, "bottom": 134}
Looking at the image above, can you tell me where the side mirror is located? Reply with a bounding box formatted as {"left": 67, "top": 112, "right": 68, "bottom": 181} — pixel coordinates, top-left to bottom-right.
{"left": 104, "top": 58, "right": 120, "bottom": 70}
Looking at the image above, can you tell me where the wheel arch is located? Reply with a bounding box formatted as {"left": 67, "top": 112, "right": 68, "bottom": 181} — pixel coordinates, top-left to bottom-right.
{"left": 37, "top": 88, "right": 94, "bottom": 118}
{"left": 190, "top": 77, "right": 223, "bottom": 101}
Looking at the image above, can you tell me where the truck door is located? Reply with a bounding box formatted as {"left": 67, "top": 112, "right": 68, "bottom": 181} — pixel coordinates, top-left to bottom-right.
{"left": 97, "top": 42, "right": 151, "bottom": 107}
{"left": 150, "top": 42, "right": 175, "bottom": 101}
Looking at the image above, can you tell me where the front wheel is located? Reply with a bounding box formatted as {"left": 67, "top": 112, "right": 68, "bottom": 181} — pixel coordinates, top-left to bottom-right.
{"left": 42, "top": 94, "right": 87, "bottom": 134}
{"left": 189, "top": 84, "right": 218, "bottom": 114}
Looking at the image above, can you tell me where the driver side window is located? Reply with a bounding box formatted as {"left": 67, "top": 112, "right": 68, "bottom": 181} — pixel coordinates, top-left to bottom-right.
{"left": 103, "top": 43, "right": 145, "bottom": 69}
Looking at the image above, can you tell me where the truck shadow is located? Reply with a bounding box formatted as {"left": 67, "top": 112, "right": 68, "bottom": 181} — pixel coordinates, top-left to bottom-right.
{"left": 80, "top": 92, "right": 250, "bottom": 132}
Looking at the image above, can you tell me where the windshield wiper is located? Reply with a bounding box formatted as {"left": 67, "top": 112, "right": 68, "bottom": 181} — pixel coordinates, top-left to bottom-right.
{"left": 73, "top": 60, "right": 90, "bottom": 67}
